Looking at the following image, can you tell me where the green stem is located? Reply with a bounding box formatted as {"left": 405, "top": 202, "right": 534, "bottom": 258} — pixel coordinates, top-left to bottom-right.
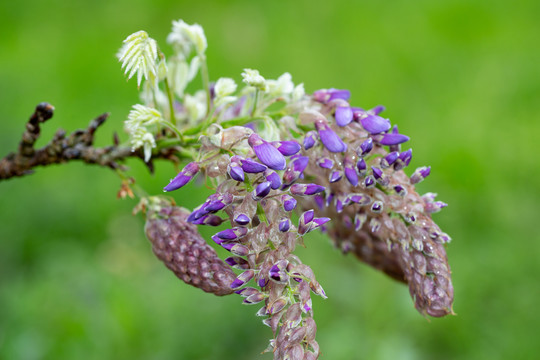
{"left": 251, "top": 89, "right": 260, "bottom": 117}
{"left": 161, "top": 120, "right": 184, "bottom": 143}
{"left": 163, "top": 77, "right": 177, "bottom": 127}
{"left": 199, "top": 54, "right": 211, "bottom": 116}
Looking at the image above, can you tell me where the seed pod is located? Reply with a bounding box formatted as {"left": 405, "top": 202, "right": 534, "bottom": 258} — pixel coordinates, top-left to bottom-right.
{"left": 145, "top": 206, "right": 236, "bottom": 296}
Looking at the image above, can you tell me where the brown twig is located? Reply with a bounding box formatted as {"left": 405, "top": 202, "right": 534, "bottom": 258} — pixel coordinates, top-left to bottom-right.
{"left": 0, "top": 103, "right": 177, "bottom": 180}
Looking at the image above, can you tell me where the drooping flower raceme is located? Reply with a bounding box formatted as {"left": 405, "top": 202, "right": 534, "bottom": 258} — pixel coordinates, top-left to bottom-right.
{"left": 119, "top": 19, "right": 454, "bottom": 360}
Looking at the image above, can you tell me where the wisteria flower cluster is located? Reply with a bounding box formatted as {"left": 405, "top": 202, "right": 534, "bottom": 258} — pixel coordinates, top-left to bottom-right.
{"left": 120, "top": 20, "right": 454, "bottom": 359}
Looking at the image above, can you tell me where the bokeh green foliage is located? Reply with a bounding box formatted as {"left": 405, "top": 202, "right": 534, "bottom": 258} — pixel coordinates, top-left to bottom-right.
{"left": 1, "top": 0, "right": 539, "bottom": 359}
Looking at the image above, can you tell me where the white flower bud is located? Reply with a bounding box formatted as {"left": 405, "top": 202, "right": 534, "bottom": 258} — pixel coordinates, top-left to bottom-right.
{"left": 241, "top": 68, "right": 268, "bottom": 91}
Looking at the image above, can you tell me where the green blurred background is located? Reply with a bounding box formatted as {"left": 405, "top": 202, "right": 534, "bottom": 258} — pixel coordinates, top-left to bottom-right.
{"left": 1, "top": 0, "right": 539, "bottom": 359}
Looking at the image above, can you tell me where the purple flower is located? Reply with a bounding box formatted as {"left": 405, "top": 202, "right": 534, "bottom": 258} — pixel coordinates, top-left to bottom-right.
{"left": 248, "top": 133, "right": 286, "bottom": 170}
{"left": 313, "top": 88, "right": 350, "bottom": 103}
{"left": 215, "top": 227, "right": 248, "bottom": 241}
{"left": 265, "top": 170, "right": 282, "bottom": 190}
{"left": 230, "top": 270, "right": 255, "bottom": 289}
{"left": 380, "top": 151, "right": 399, "bottom": 168}
{"left": 269, "top": 260, "right": 289, "bottom": 283}
{"left": 329, "top": 170, "right": 342, "bottom": 183}
{"left": 380, "top": 133, "right": 410, "bottom": 145}
{"left": 410, "top": 166, "right": 431, "bottom": 184}
{"left": 303, "top": 131, "right": 318, "bottom": 150}
{"left": 357, "top": 138, "right": 373, "bottom": 157}
{"left": 281, "top": 194, "right": 297, "bottom": 211}
{"left": 315, "top": 120, "right": 347, "bottom": 153}
{"left": 279, "top": 218, "right": 291, "bottom": 232}
{"left": 241, "top": 159, "right": 267, "bottom": 173}
{"left": 227, "top": 162, "right": 245, "bottom": 181}
{"left": 356, "top": 158, "right": 367, "bottom": 175}
{"left": 290, "top": 183, "right": 325, "bottom": 196}
{"left": 344, "top": 165, "right": 358, "bottom": 186}
{"left": 394, "top": 148, "right": 413, "bottom": 170}
{"left": 273, "top": 140, "right": 301, "bottom": 156}
{"left": 317, "top": 157, "right": 334, "bottom": 169}
{"left": 335, "top": 106, "right": 353, "bottom": 126}
{"left": 234, "top": 213, "right": 251, "bottom": 226}
{"left": 371, "top": 201, "right": 383, "bottom": 213}
{"left": 360, "top": 115, "right": 391, "bottom": 134}
{"left": 163, "top": 162, "right": 200, "bottom": 192}
{"left": 394, "top": 184, "right": 407, "bottom": 196}
{"left": 354, "top": 212, "right": 367, "bottom": 231}
{"left": 221, "top": 242, "right": 250, "bottom": 257}
{"left": 282, "top": 156, "right": 309, "bottom": 186}
{"left": 191, "top": 214, "right": 224, "bottom": 226}
{"left": 348, "top": 193, "right": 371, "bottom": 205}
{"left": 369, "top": 105, "right": 385, "bottom": 115}
{"left": 225, "top": 256, "right": 250, "bottom": 270}
{"left": 252, "top": 181, "right": 272, "bottom": 201}
{"left": 364, "top": 175, "right": 375, "bottom": 188}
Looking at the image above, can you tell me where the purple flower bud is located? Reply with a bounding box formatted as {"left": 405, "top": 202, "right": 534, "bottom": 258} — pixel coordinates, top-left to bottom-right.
{"left": 335, "top": 196, "right": 344, "bottom": 213}
{"left": 225, "top": 256, "right": 250, "bottom": 270}
{"left": 364, "top": 175, "right": 375, "bottom": 188}
{"left": 348, "top": 193, "right": 371, "bottom": 205}
{"left": 187, "top": 202, "right": 210, "bottom": 222}
{"left": 244, "top": 292, "right": 265, "bottom": 304}
{"left": 230, "top": 270, "right": 255, "bottom": 289}
{"left": 269, "top": 260, "right": 289, "bottom": 283}
{"left": 372, "top": 166, "right": 389, "bottom": 186}
{"left": 241, "top": 159, "right": 267, "bottom": 173}
{"left": 290, "top": 183, "right": 325, "bottom": 196}
{"left": 370, "top": 105, "right": 385, "bottom": 115}
{"left": 391, "top": 124, "right": 399, "bottom": 134}
{"left": 335, "top": 106, "right": 353, "bottom": 126}
{"left": 356, "top": 158, "right": 367, "bottom": 174}
{"left": 252, "top": 181, "right": 272, "bottom": 201}
{"left": 248, "top": 133, "right": 286, "bottom": 170}
{"left": 372, "top": 166, "right": 383, "bottom": 180}
{"left": 329, "top": 170, "right": 342, "bottom": 183}
{"left": 360, "top": 115, "right": 391, "bottom": 134}
{"left": 268, "top": 297, "right": 288, "bottom": 315}
{"left": 163, "top": 162, "right": 200, "bottom": 192}
{"left": 357, "top": 138, "right": 373, "bottom": 157}
{"left": 264, "top": 170, "right": 282, "bottom": 190}
{"left": 227, "top": 163, "right": 245, "bottom": 181}
{"left": 328, "top": 88, "right": 351, "bottom": 102}
{"left": 291, "top": 156, "right": 309, "bottom": 172}
{"left": 317, "top": 157, "right": 334, "bottom": 169}
{"left": 211, "top": 234, "right": 225, "bottom": 245}
{"left": 326, "top": 193, "right": 334, "bottom": 207}
{"left": 425, "top": 201, "right": 448, "bottom": 213}
{"left": 354, "top": 212, "right": 367, "bottom": 231}
{"left": 303, "top": 131, "right": 318, "bottom": 150}
{"left": 274, "top": 140, "right": 301, "bottom": 156}
{"left": 191, "top": 214, "right": 224, "bottom": 226}
{"left": 314, "top": 88, "right": 350, "bottom": 103}
{"left": 370, "top": 218, "right": 381, "bottom": 233}
{"left": 344, "top": 166, "right": 359, "bottom": 186}
{"left": 315, "top": 120, "right": 347, "bottom": 153}
{"left": 235, "top": 287, "right": 259, "bottom": 297}
{"left": 216, "top": 227, "right": 248, "bottom": 241}
{"left": 371, "top": 201, "right": 383, "bottom": 213}
{"left": 234, "top": 213, "right": 251, "bottom": 226}
{"left": 314, "top": 195, "right": 325, "bottom": 209}
{"left": 298, "top": 210, "right": 315, "bottom": 235}
{"left": 410, "top": 166, "right": 431, "bottom": 184}
{"left": 279, "top": 218, "right": 291, "bottom": 232}
{"left": 394, "top": 184, "right": 407, "bottom": 196}
{"left": 380, "top": 151, "right": 399, "bottom": 168}
{"left": 312, "top": 217, "right": 330, "bottom": 230}
{"left": 222, "top": 242, "right": 250, "bottom": 257}
{"left": 282, "top": 194, "right": 297, "bottom": 211}
{"left": 258, "top": 277, "right": 268, "bottom": 288}
{"left": 380, "top": 133, "right": 410, "bottom": 145}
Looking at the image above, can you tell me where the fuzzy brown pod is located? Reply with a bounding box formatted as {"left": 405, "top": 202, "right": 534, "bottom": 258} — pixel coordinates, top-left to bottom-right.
{"left": 145, "top": 206, "right": 236, "bottom": 296}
